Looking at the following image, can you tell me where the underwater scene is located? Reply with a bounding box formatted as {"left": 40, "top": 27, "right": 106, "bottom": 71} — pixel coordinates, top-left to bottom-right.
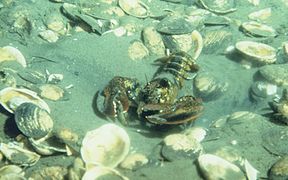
{"left": 0, "top": 0, "right": 288, "bottom": 179}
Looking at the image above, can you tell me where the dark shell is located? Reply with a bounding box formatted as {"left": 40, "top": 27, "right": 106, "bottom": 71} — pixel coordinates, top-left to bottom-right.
{"left": 15, "top": 102, "right": 54, "bottom": 139}
{"left": 198, "top": 0, "right": 237, "bottom": 14}
{"left": 156, "top": 16, "right": 195, "bottom": 35}
{"left": 262, "top": 128, "right": 288, "bottom": 156}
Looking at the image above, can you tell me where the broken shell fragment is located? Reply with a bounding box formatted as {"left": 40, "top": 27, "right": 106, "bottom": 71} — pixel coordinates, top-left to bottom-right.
{"left": 240, "top": 21, "right": 277, "bottom": 37}
{"left": 0, "top": 46, "right": 27, "bottom": 67}
{"left": 0, "top": 142, "right": 40, "bottom": 166}
{"left": 197, "top": 154, "right": 246, "bottom": 180}
{"left": 235, "top": 41, "right": 277, "bottom": 65}
{"left": 128, "top": 40, "right": 149, "bottom": 61}
{"left": 28, "top": 166, "right": 68, "bottom": 180}
{"left": 0, "top": 87, "right": 50, "bottom": 113}
{"left": 80, "top": 123, "right": 130, "bottom": 168}
{"left": 119, "top": 153, "right": 149, "bottom": 170}
{"left": 39, "top": 30, "right": 59, "bottom": 43}
{"left": 118, "top": 0, "right": 149, "bottom": 18}
{"left": 45, "top": 12, "right": 67, "bottom": 34}
{"left": 38, "top": 84, "right": 68, "bottom": 101}
{"left": 55, "top": 128, "right": 81, "bottom": 154}
{"left": 15, "top": 102, "right": 54, "bottom": 139}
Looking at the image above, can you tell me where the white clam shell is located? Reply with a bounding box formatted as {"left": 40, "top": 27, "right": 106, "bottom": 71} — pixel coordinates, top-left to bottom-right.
{"left": 198, "top": 154, "right": 246, "bottom": 180}
{"left": 0, "top": 46, "right": 27, "bottom": 67}
{"left": 0, "top": 87, "right": 50, "bottom": 113}
{"left": 235, "top": 41, "right": 276, "bottom": 64}
{"left": 80, "top": 123, "right": 130, "bottom": 168}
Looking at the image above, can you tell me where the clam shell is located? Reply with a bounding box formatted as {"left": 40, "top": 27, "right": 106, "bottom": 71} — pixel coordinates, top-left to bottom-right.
{"left": 118, "top": 0, "right": 149, "bottom": 18}
{"left": 45, "top": 12, "right": 66, "bottom": 34}
{"left": 240, "top": 21, "right": 277, "bottom": 37}
{"left": 248, "top": 8, "right": 272, "bottom": 21}
{"left": 262, "top": 127, "right": 288, "bottom": 156}
{"left": 156, "top": 15, "right": 195, "bottom": 35}
{"left": 235, "top": 41, "right": 277, "bottom": 65}
{"left": 161, "top": 133, "right": 202, "bottom": 161}
{"left": 198, "top": 0, "right": 237, "bottom": 14}
{"left": 0, "top": 46, "right": 26, "bottom": 68}
{"left": 258, "top": 64, "right": 288, "bottom": 86}
{"left": 0, "top": 87, "right": 50, "bottom": 113}
{"left": 198, "top": 154, "right": 246, "bottom": 180}
{"left": 203, "top": 30, "right": 232, "bottom": 54}
{"left": 193, "top": 72, "right": 228, "bottom": 101}
{"left": 15, "top": 102, "right": 53, "bottom": 139}
{"left": 0, "top": 165, "right": 24, "bottom": 176}
{"left": 128, "top": 40, "right": 149, "bottom": 61}
{"left": 269, "top": 156, "right": 288, "bottom": 180}
{"left": 283, "top": 41, "right": 288, "bottom": 57}
{"left": 0, "top": 142, "right": 40, "bottom": 166}
{"left": 250, "top": 81, "right": 277, "bottom": 101}
{"left": 80, "top": 123, "right": 130, "bottom": 168}
{"left": 82, "top": 166, "right": 128, "bottom": 180}
{"left": 142, "top": 26, "right": 165, "bottom": 56}
{"left": 183, "top": 126, "right": 207, "bottom": 143}
{"left": 28, "top": 135, "right": 67, "bottom": 156}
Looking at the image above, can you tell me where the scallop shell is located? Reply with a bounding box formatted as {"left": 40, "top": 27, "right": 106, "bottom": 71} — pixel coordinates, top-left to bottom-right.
{"left": 0, "top": 142, "right": 40, "bottom": 166}
{"left": 0, "top": 87, "right": 50, "bottom": 113}
{"left": 203, "top": 30, "right": 232, "bottom": 54}
{"left": 118, "top": 0, "right": 149, "bottom": 18}
{"left": 15, "top": 102, "right": 53, "bottom": 139}
{"left": 235, "top": 41, "right": 277, "bottom": 65}
{"left": 0, "top": 46, "right": 26, "bottom": 68}
{"left": 198, "top": 0, "right": 237, "bottom": 14}
{"left": 80, "top": 123, "right": 130, "bottom": 168}
{"left": 240, "top": 21, "right": 277, "bottom": 37}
